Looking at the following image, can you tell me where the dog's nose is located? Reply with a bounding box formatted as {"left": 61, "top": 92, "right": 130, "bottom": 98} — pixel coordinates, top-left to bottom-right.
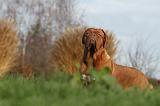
{"left": 88, "top": 39, "right": 95, "bottom": 48}
{"left": 90, "top": 39, "right": 95, "bottom": 44}
{"left": 85, "top": 38, "right": 95, "bottom": 50}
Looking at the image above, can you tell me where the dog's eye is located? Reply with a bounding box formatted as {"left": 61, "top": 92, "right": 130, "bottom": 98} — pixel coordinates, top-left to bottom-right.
{"left": 85, "top": 33, "right": 89, "bottom": 36}
{"left": 96, "top": 35, "right": 100, "bottom": 38}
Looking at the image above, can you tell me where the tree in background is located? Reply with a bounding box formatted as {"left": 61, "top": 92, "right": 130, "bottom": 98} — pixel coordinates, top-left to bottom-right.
{"left": 19, "top": 20, "right": 51, "bottom": 76}
{"left": 54, "top": 0, "right": 82, "bottom": 34}
{"left": 0, "top": 0, "right": 83, "bottom": 76}
{"left": 0, "top": 0, "right": 82, "bottom": 36}
{"left": 126, "top": 39, "right": 159, "bottom": 77}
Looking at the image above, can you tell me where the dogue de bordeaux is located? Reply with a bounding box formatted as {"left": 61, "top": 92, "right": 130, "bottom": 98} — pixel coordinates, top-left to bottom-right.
{"left": 80, "top": 28, "right": 153, "bottom": 90}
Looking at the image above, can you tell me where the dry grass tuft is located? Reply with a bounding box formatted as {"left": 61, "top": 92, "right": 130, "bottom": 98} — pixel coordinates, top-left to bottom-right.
{"left": 50, "top": 27, "right": 118, "bottom": 73}
{"left": 105, "top": 31, "right": 118, "bottom": 58}
{"left": 0, "top": 19, "right": 19, "bottom": 77}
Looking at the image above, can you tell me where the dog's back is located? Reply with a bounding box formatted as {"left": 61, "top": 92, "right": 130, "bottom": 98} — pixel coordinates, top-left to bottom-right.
{"left": 93, "top": 48, "right": 153, "bottom": 89}
{"left": 112, "top": 64, "right": 152, "bottom": 89}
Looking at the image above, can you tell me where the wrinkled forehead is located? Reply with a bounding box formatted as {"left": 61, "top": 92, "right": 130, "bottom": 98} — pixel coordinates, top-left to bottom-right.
{"left": 84, "top": 28, "right": 105, "bottom": 38}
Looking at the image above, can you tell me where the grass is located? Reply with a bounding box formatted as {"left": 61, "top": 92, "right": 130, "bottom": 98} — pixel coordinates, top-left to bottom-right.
{"left": 0, "top": 70, "right": 160, "bottom": 106}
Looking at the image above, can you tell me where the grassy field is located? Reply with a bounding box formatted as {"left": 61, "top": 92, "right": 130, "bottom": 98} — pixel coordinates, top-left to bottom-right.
{"left": 0, "top": 70, "right": 160, "bottom": 106}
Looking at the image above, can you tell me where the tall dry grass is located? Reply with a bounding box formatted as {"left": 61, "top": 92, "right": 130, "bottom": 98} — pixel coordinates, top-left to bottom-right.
{"left": 0, "top": 19, "right": 19, "bottom": 77}
{"left": 50, "top": 27, "right": 118, "bottom": 73}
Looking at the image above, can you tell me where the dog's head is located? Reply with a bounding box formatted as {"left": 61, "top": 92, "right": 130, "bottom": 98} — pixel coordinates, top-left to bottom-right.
{"left": 81, "top": 28, "right": 107, "bottom": 67}
{"left": 82, "top": 28, "right": 107, "bottom": 53}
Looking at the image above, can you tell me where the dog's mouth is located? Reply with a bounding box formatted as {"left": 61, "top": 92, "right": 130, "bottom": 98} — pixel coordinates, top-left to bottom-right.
{"left": 89, "top": 43, "right": 96, "bottom": 57}
{"left": 83, "top": 42, "right": 96, "bottom": 64}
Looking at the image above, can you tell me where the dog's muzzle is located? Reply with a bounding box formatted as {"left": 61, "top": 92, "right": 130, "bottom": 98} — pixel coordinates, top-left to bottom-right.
{"left": 86, "top": 39, "right": 95, "bottom": 49}
{"left": 83, "top": 38, "right": 96, "bottom": 65}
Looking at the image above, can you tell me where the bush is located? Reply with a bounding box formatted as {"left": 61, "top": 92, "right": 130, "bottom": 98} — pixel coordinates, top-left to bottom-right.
{"left": 0, "top": 19, "right": 19, "bottom": 77}
{"left": 13, "top": 20, "right": 52, "bottom": 77}
{"left": 50, "top": 27, "right": 118, "bottom": 73}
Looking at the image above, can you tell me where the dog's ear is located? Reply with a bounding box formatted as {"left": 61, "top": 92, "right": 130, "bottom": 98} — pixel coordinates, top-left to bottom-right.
{"left": 82, "top": 33, "right": 87, "bottom": 44}
{"left": 101, "top": 29, "right": 108, "bottom": 47}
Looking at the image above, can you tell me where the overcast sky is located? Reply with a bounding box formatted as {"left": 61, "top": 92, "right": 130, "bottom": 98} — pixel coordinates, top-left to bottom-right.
{"left": 79, "top": 0, "right": 160, "bottom": 49}
{"left": 79, "top": 0, "right": 160, "bottom": 78}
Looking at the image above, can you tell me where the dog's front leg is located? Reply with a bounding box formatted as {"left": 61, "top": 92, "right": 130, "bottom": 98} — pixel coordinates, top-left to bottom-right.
{"left": 80, "top": 46, "right": 93, "bottom": 84}
{"left": 80, "top": 46, "right": 89, "bottom": 75}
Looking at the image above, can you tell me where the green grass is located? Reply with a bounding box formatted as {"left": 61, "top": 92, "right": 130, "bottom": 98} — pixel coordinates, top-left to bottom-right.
{"left": 0, "top": 70, "right": 160, "bottom": 106}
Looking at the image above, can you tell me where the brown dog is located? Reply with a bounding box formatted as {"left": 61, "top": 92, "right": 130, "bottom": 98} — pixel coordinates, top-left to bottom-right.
{"left": 93, "top": 48, "right": 153, "bottom": 89}
{"left": 80, "top": 28, "right": 153, "bottom": 89}
{"left": 80, "top": 28, "right": 107, "bottom": 75}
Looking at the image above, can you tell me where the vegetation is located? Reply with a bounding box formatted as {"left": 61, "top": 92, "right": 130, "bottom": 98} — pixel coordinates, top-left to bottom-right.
{"left": 50, "top": 27, "right": 118, "bottom": 73}
{"left": 0, "top": 1, "right": 159, "bottom": 106}
{"left": 14, "top": 20, "right": 52, "bottom": 77}
{"left": 0, "top": 0, "right": 83, "bottom": 76}
{"left": 0, "top": 70, "right": 160, "bottom": 106}
{"left": 0, "top": 20, "right": 19, "bottom": 77}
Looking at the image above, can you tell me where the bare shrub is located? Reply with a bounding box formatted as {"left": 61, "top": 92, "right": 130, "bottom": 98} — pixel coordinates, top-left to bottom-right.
{"left": 14, "top": 20, "right": 52, "bottom": 76}
{"left": 50, "top": 27, "right": 118, "bottom": 73}
{"left": 126, "top": 38, "right": 159, "bottom": 76}
{"left": 0, "top": 19, "right": 19, "bottom": 77}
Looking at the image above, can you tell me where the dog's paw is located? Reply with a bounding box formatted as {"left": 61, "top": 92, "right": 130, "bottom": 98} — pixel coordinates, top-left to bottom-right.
{"left": 81, "top": 74, "right": 91, "bottom": 81}
{"left": 81, "top": 74, "right": 96, "bottom": 86}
